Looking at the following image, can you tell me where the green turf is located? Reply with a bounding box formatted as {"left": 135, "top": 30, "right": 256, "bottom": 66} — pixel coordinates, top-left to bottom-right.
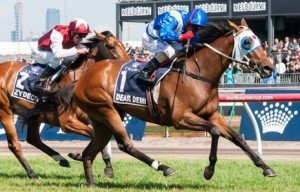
{"left": 0, "top": 156, "right": 299, "bottom": 192}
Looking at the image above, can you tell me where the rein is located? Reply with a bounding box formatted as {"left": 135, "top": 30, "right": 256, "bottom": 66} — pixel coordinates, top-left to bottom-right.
{"left": 174, "top": 27, "right": 263, "bottom": 85}
{"left": 203, "top": 43, "right": 249, "bottom": 65}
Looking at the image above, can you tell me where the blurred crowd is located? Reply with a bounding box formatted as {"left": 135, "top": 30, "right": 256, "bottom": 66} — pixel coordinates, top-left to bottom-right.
{"left": 271, "top": 36, "right": 300, "bottom": 74}
{"left": 124, "top": 43, "right": 153, "bottom": 62}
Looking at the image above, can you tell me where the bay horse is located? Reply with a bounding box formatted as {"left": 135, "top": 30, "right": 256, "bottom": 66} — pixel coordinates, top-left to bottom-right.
{"left": 0, "top": 31, "right": 129, "bottom": 179}
{"left": 72, "top": 19, "right": 276, "bottom": 186}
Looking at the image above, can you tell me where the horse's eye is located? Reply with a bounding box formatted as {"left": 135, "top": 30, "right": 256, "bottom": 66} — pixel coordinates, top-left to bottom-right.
{"left": 107, "top": 44, "right": 116, "bottom": 50}
{"left": 241, "top": 37, "right": 254, "bottom": 50}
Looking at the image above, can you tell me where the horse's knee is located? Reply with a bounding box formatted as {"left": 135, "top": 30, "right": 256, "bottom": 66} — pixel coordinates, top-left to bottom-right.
{"left": 117, "top": 142, "right": 134, "bottom": 154}
{"left": 8, "top": 142, "right": 22, "bottom": 153}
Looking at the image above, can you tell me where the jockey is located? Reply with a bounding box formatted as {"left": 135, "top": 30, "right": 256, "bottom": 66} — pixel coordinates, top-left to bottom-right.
{"left": 31, "top": 18, "right": 91, "bottom": 92}
{"left": 137, "top": 8, "right": 208, "bottom": 84}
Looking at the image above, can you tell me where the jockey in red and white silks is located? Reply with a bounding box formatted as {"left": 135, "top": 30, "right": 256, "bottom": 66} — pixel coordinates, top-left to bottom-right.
{"left": 32, "top": 18, "right": 90, "bottom": 69}
{"left": 31, "top": 18, "right": 90, "bottom": 91}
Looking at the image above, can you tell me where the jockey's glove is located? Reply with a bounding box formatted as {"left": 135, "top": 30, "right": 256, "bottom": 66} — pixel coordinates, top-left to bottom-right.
{"left": 179, "top": 31, "right": 194, "bottom": 41}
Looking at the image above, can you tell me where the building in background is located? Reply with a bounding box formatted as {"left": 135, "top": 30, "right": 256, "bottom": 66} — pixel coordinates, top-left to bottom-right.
{"left": 46, "top": 8, "right": 60, "bottom": 31}
{"left": 11, "top": 1, "right": 23, "bottom": 42}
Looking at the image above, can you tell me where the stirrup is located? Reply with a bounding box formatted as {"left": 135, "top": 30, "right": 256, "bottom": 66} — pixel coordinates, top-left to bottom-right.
{"left": 32, "top": 81, "right": 48, "bottom": 92}
{"left": 137, "top": 73, "right": 155, "bottom": 85}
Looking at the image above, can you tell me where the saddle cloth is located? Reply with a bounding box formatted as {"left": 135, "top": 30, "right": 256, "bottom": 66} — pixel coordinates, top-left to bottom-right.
{"left": 11, "top": 63, "right": 46, "bottom": 103}
{"left": 113, "top": 59, "right": 173, "bottom": 107}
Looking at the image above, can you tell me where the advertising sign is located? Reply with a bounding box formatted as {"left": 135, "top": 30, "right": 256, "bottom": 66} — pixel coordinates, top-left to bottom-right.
{"left": 0, "top": 114, "right": 146, "bottom": 141}
{"left": 193, "top": 0, "right": 229, "bottom": 17}
{"left": 231, "top": 0, "right": 268, "bottom": 17}
{"left": 120, "top": 3, "right": 154, "bottom": 21}
{"left": 240, "top": 89, "right": 300, "bottom": 141}
{"left": 156, "top": 1, "right": 191, "bottom": 16}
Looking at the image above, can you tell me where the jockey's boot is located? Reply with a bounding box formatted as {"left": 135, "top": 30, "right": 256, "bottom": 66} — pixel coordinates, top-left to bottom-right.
{"left": 32, "top": 65, "right": 56, "bottom": 92}
{"left": 137, "top": 57, "right": 161, "bottom": 84}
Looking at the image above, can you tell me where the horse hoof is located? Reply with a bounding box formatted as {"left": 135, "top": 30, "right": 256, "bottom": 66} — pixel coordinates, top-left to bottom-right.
{"left": 204, "top": 166, "right": 214, "bottom": 180}
{"left": 263, "top": 168, "right": 277, "bottom": 177}
{"left": 28, "top": 173, "right": 39, "bottom": 179}
{"left": 104, "top": 167, "right": 114, "bottom": 178}
{"left": 68, "top": 152, "right": 82, "bottom": 161}
{"left": 163, "top": 167, "right": 176, "bottom": 177}
{"left": 59, "top": 159, "right": 71, "bottom": 168}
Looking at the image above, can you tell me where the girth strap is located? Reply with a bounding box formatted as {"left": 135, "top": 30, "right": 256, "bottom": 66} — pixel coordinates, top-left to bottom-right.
{"left": 170, "top": 68, "right": 218, "bottom": 85}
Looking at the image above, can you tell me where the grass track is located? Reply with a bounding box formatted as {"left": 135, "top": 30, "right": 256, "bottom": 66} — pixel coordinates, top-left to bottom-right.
{"left": 0, "top": 156, "right": 299, "bottom": 192}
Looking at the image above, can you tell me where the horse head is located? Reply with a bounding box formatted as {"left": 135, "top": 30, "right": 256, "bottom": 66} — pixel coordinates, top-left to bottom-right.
{"left": 91, "top": 30, "right": 130, "bottom": 60}
{"left": 191, "top": 19, "right": 274, "bottom": 83}
{"left": 227, "top": 19, "right": 274, "bottom": 78}
{"left": 69, "top": 31, "right": 130, "bottom": 81}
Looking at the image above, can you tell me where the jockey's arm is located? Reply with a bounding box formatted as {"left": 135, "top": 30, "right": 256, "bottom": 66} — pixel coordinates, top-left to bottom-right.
{"left": 157, "top": 17, "right": 180, "bottom": 42}
{"left": 50, "top": 29, "right": 77, "bottom": 59}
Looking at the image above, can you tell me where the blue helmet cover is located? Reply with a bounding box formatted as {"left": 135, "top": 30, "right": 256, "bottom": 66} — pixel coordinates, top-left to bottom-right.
{"left": 189, "top": 8, "right": 208, "bottom": 26}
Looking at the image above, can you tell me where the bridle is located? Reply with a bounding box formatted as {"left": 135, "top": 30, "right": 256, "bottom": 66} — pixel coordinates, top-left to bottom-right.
{"left": 172, "top": 26, "right": 264, "bottom": 85}
{"left": 202, "top": 26, "right": 262, "bottom": 71}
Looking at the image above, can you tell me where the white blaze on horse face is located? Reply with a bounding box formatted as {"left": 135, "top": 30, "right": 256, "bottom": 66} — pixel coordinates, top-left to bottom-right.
{"left": 233, "top": 27, "right": 261, "bottom": 61}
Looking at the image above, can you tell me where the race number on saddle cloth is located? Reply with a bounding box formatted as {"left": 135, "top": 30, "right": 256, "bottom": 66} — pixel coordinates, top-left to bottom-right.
{"left": 113, "top": 59, "right": 174, "bottom": 107}
{"left": 11, "top": 63, "right": 48, "bottom": 103}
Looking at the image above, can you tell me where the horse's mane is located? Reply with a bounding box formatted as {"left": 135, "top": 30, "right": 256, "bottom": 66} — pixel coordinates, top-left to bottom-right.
{"left": 198, "top": 22, "right": 231, "bottom": 44}
{"left": 173, "top": 22, "right": 231, "bottom": 60}
{"left": 71, "top": 31, "right": 115, "bottom": 68}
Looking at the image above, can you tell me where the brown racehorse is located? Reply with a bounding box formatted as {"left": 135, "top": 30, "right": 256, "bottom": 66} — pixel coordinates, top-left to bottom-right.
{"left": 72, "top": 19, "right": 276, "bottom": 186}
{"left": 0, "top": 31, "right": 129, "bottom": 179}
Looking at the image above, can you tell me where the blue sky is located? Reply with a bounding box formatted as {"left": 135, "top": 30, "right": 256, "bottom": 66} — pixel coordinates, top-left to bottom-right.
{"left": 0, "top": 0, "right": 145, "bottom": 42}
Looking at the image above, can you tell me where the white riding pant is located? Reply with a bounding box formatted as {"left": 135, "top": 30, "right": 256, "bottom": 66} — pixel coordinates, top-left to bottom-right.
{"left": 142, "top": 32, "right": 184, "bottom": 58}
{"left": 31, "top": 49, "right": 78, "bottom": 69}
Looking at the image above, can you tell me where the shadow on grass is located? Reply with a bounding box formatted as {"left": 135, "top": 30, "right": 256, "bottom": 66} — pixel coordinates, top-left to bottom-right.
{"left": 0, "top": 172, "right": 82, "bottom": 180}
{"left": 0, "top": 172, "right": 217, "bottom": 190}
{"left": 93, "top": 180, "right": 209, "bottom": 190}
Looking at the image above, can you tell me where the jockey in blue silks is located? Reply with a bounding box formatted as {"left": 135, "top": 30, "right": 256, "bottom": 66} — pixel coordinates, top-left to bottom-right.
{"left": 137, "top": 8, "right": 208, "bottom": 84}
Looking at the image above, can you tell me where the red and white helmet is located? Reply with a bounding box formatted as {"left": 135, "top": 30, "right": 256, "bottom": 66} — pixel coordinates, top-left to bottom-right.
{"left": 69, "top": 18, "right": 91, "bottom": 34}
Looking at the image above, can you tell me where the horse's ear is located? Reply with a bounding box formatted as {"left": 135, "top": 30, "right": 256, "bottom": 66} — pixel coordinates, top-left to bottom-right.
{"left": 241, "top": 18, "right": 249, "bottom": 27}
{"left": 227, "top": 20, "right": 240, "bottom": 32}
{"left": 93, "top": 30, "right": 105, "bottom": 40}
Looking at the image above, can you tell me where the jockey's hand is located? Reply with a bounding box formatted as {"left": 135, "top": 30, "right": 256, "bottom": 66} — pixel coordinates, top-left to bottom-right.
{"left": 179, "top": 31, "right": 194, "bottom": 41}
{"left": 77, "top": 47, "right": 89, "bottom": 55}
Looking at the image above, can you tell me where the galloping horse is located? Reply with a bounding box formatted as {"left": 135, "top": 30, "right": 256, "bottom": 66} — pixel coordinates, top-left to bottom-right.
{"left": 72, "top": 19, "right": 275, "bottom": 186}
{"left": 0, "top": 31, "right": 129, "bottom": 178}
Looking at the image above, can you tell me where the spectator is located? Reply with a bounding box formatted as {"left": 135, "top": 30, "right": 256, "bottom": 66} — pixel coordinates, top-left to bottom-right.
{"left": 271, "top": 38, "right": 281, "bottom": 52}
{"left": 283, "top": 50, "right": 292, "bottom": 65}
{"left": 288, "top": 38, "right": 299, "bottom": 52}
{"left": 225, "top": 64, "right": 233, "bottom": 84}
{"left": 283, "top": 36, "right": 290, "bottom": 51}
{"left": 276, "top": 58, "right": 286, "bottom": 75}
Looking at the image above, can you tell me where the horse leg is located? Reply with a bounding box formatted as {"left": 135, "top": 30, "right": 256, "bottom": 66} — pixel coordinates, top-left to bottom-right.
{"left": 101, "top": 141, "right": 114, "bottom": 178}
{"left": 93, "top": 108, "right": 176, "bottom": 176}
{"left": 175, "top": 112, "right": 220, "bottom": 180}
{"left": 26, "top": 118, "right": 70, "bottom": 167}
{"left": 81, "top": 121, "right": 113, "bottom": 186}
{"left": 210, "top": 112, "right": 276, "bottom": 177}
{"left": 0, "top": 110, "right": 37, "bottom": 178}
{"left": 63, "top": 117, "right": 114, "bottom": 178}
{"left": 101, "top": 110, "right": 176, "bottom": 177}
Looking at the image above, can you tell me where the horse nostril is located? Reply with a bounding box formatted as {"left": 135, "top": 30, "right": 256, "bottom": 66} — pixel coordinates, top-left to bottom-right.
{"left": 263, "top": 66, "right": 273, "bottom": 72}
{"left": 263, "top": 66, "right": 274, "bottom": 74}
